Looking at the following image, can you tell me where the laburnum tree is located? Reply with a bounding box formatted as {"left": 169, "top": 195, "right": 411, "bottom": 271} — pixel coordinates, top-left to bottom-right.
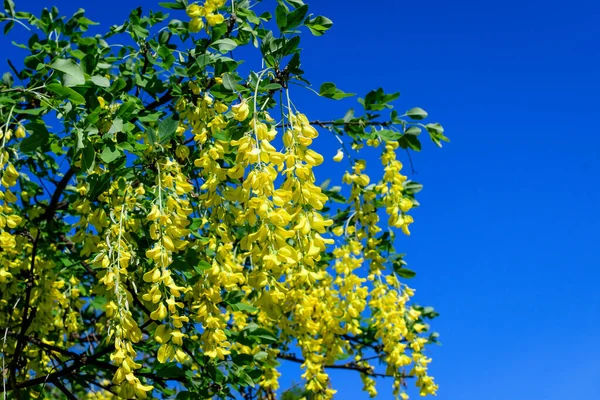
{"left": 0, "top": 0, "right": 449, "bottom": 399}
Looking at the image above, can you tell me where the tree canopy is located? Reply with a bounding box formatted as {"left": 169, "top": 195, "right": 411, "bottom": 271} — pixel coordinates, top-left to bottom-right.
{"left": 0, "top": 0, "right": 447, "bottom": 398}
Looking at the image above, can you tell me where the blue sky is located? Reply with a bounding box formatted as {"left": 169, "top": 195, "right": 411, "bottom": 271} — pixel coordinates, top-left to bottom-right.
{"left": 3, "top": 0, "right": 600, "bottom": 399}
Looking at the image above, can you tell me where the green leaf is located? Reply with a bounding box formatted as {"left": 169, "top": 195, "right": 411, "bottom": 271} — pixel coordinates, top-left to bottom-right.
{"left": 211, "top": 38, "right": 237, "bottom": 53}
{"left": 285, "top": 4, "right": 308, "bottom": 31}
{"left": 158, "top": 1, "right": 186, "bottom": 9}
{"left": 248, "top": 328, "right": 277, "bottom": 344}
{"left": 81, "top": 143, "right": 95, "bottom": 172}
{"left": 158, "top": 115, "right": 179, "bottom": 144}
{"left": 305, "top": 15, "right": 333, "bottom": 36}
{"left": 2, "top": 72, "right": 13, "bottom": 87}
{"left": 263, "top": 83, "right": 282, "bottom": 91}
{"left": 405, "top": 126, "right": 422, "bottom": 136}
{"left": 394, "top": 266, "right": 416, "bottom": 279}
{"left": 110, "top": 78, "right": 127, "bottom": 93}
{"left": 425, "top": 123, "right": 443, "bottom": 135}
{"left": 49, "top": 59, "right": 85, "bottom": 87}
{"left": 237, "top": 370, "right": 256, "bottom": 388}
{"left": 15, "top": 108, "right": 46, "bottom": 116}
{"left": 398, "top": 134, "right": 421, "bottom": 151}
{"left": 254, "top": 351, "right": 268, "bottom": 361}
{"left": 88, "top": 295, "right": 107, "bottom": 311}
{"left": 211, "top": 129, "right": 232, "bottom": 141}
{"left": 275, "top": 4, "right": 288, "bottom": 31}
{"left": 115, "top": 100, "right": 138, "bottom": 120}
{"left": 46, "top": 83, "right": 86, "bottom": 104}
{"left": 362, "top": 88, "right": 400, "bottom": 111}
{"left": 3, "top": 0, "right": 15, "bottom": 17}
{"left": 425, "top": 122, "right": 449, "bottom": 147}
{"left": 87, "top": 173, "right": 111, "bottom": 199}
{"left": 231, "top": 303, "right": 258, "bottom": 314}
{"left": 319, "top": 82, "right": 354, "bottom": 100}
{"left": 100, "top": 144, "right": 121, "bottom": 164}
{"left": 147, "top": 126, "right": 157, "bottom": 145}
{"left": 221, "top": 73, "right": 237, "bottom": 91}
{"left": 90, "top": 75, "right": 110, "bottom": 87}
{"left": 3, "top": 20, "right": 14, "bottom": 35}
{"left": 132, "top": 24, "right": 149, "bottom": 39}
{"left": 156, "top": 363, "right": 187, "bottom": 378}
{"left": 377, "top": 129, "right": 402, "bottom": 141}
{"left": 404, "top": 181, "right": 423, "bottom": 194}
{"left": 107, "top": 118, "right": 124, "bottom": 135}
{"left": 193, "top": 260, "right": 211, "bottom": 274}
{"left": 405, "top": 107, "right": 428, "bottom": 120}
{"left": 20, "top": 122, "right": 49, "bottom": 153}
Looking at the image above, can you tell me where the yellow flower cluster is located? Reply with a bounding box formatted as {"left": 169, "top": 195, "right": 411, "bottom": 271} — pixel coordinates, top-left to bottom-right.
{"left": 0, "top": 146, "right": 90, "bottom": 383}
{"left": 186, "top": 0, "right": 227, "bottom": 32}
{"left": 144, "top": 159, "right": 193, "bottom": 364}
{"left": 92, "top": 180, "right": 150, "bottom": 398}
{"left": 173, "top": 76, "right": 439, "bottom": 397}
{"left": 379, "top": 141, "right": 414, "bottom": 235}
{"left": 0, "top": 151, "right": 21, "bottom": 283}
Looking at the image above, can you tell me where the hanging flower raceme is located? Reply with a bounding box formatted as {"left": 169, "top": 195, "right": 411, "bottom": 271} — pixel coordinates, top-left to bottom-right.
{"left": 142, "top": 158, "right": 193, "bottom": 367}
{"left": 91, "top": 179, "right": 150, "bottom": 398}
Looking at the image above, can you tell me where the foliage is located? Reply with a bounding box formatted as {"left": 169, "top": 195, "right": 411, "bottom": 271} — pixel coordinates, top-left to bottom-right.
{"left": 0, "top": 0, "right": 447, "bottom": 399}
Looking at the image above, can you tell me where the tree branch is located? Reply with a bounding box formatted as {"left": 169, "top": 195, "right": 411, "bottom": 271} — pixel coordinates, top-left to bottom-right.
{"left": 0, "top": 346, "right": 113, "bottom": 394}
{"left": 5, "top": 331, "right": 80, "bottom": 359}
{"left": 40, "top": 168, "right": 76, "bottom": 222}
{"left": 8, "top": 228, "right": 40, "bottom": 399}
{"left": 277, "top": 353, "right": 410, "bottom": 379}
{"left": 52, "top": 379, "right": 78, "bottom": 400}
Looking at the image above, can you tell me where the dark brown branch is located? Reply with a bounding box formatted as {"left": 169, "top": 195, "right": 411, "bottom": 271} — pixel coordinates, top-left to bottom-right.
{"left": 0, "top": 346, "right": 113, "bottom": 393}
{"left": 342, "top": 334, "right": 383, "bottom": 352}
{"left": 277, "top": 353, "right": 409, "bottom": 379}
{"left": 136, "top": 44, "right": 151, "bottom": 97}
{"left": 52, "top": 379, "right": 78, "bottom": 400}
{"left": 8, "top": 228, "right": 40, "bottom": 399}
{"left": 40, "top": 168, "right": 76, "bottom": 222}
{"left": 79, "top": 376, "right": 119, "bottom": 396}
{"left": 5, "top": 331, "right": 80, "bottom": 359}
{"left": 140, "top": 84, "right": 177, "bottom": 114}
{"left": 88, "top": 359, "right": 185, "bottom": 386}
{"left": 278, "top": 120, "right": 392, "bottom": 129}
{"left": 182, "top": 119, "right": 395, "bottom": 146}
{"left": 8, "top": 165, "right": 79, "bottom": 396}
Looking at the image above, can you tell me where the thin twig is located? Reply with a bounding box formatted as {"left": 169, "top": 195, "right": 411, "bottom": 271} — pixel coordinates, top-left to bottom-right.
{"left": 277, "top": 353, "right": 409, "bottom": 379}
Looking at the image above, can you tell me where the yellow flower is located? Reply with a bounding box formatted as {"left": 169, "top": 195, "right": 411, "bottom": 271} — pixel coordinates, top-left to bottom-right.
{"left": 232, "top": 100, "right": 250, "bottom": 121}
{"left": 186, "top": 4, "right": 204, "bottom": 18}
{"left": 15, "top": 125, "right": 26, "bottom": 138}
{"left": 133, "top": 380, "right": 154, "bottom": 398}
{"left": 175, "top": 145, "right": 190, "bottom": 160}
{"left": 150, "top": 302, "right": 168, "bottom": 320}
{"left": 189, "top": 17, "right": 204, "bottom": 33}
{"left": 157, "top": 343, "right": 174, "bottom": 363}
{"left": 399, "top": 198, "right": 413, "bottom": 213}
{"left": 206, "top": 13, "right": 225, "bottom": 26}
{"left": 333, "top": 148, "right": 344, "bottom": 162}
{"left": 215, "top": 101, "right": 228, "bottom": 113}
{"left": 97, "top": 96, "right": 107, "bottom": 109}
{"left": 0, "top": 268, "right": 12, "bottom": 283}
{"left": 154, "top": 324, "right": 172, "bottom": 344}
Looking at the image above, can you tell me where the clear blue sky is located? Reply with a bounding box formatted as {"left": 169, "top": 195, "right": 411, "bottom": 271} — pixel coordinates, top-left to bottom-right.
{"left": 3, "top": 0, "right": 600, "bottom": 399}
